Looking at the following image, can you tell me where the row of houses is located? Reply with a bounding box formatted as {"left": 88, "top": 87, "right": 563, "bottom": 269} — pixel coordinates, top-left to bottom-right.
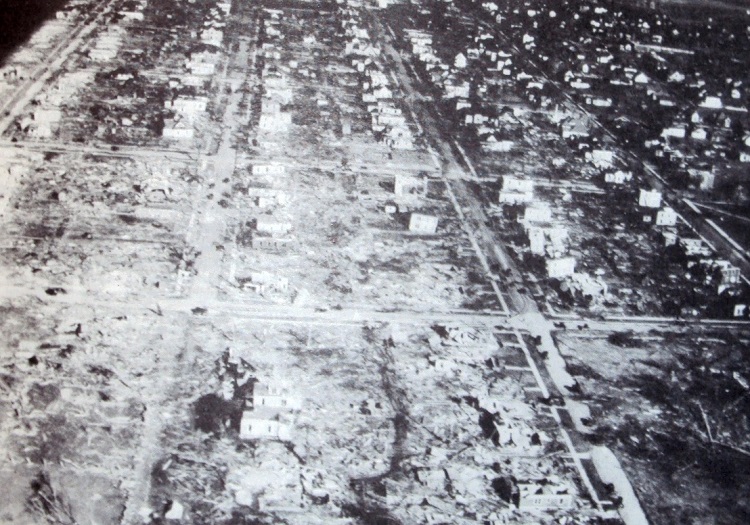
{"left": 256, "top": 14, "right": 296, "bottom": 136}
{"left": 18, "top": 5, "right": 145, "bottom": 139}
{"left": 341, "top": 8, "right": 415, "bottom": 150}
{"left": 243, "top": 12, "right": 299, "bottom": 256}
{"left": 239, "top": 381, "right": 301, "bottom": 441}
{"left": 163, "top": 0, "right": 232, "bottom": 140}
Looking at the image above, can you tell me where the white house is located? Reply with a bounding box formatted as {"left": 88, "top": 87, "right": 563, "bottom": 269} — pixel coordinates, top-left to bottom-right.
{"left": 444, "top": 81, "right": 470, "bottom": 99}
{"left": 482, "top": 137, "right": 514, "bottom": 152}
{"left": 252, "top": 164, "right": 286, "bottom": 176}
{"left": 634, "top": 72, "right": 650, "bottom": 85}
{"left": 570, "top": 80, "right": 591, "bottom": 90}
{"left": 529, "top": 227, "right": 545, "bottom": 255}
{"left": 165, "top": 96, "right": 208, "bottom": 117}
{"left": 503, "top": 176, "right": 534, "bottom": 193}
{"left": 256, "top": 219, "right": 292, "bottom": 235}
{"left": 162, "top": 118, "right": 194, "bottom": 139}
{"left": 719, "top": 263, "right": 741, "bottom": 286}
{"left": 247, "top": 272, "right": 289, "bottom": 293}
{"left": 252, "top": 237, "right": 291, "bottom": 251}
{"left": 253, "top": 383, "right": 302, "bottom": 410}
{"left": 547, "top": 257, "right": 576, "bottom": 279}
{"left": 588, "top": 149, "right": 615, "bottom": 167}
{"left": 638, "top": 189, "right": 662, "bottom": 208}
{"left": 239, "top": 413, "right": 293, "bottom": 440}
{"left": 691, "top": 128, "right": 708, "bottom": 141}
{"left": 499, "top": 191, "right": 534, "bottom": 205}
{"left": 587, "top": 97, "right": 613, "bottom": 107}
{"left": 239, "top": 380, "right": 301, "bottom": 441}
{"left": 409, "top": 213, "right": 438, "bottom": 234}
{"left": 522, "top": 204, "right": 552, "bottom": 223}
{"left": 121, "top": 10, "right": 144, "bottom": 21}
{"left": 373, "top": 86, "right": 394, "bottom": 100}
{"left": 604, "top": 171, "right": 633, "bottom": 184}
{"left": 700, "top": 96, "right": 723, "bottom": 109}
{"left": 661, "top": 126, "right": 686, "bottom": 139}
{"left": 680, "top": 237, "right": 711, "bottom": 257}
{"left": 561, "top": 117, "right": 590, "bottom": 139}
{"left": 518, "top": 482, "right": 574, "bottom": 510}
{"left": 655, "top": 207, "right": 677, "bottom": 226}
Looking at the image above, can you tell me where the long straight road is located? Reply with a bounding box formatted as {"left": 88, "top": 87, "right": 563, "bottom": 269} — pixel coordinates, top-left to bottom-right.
{"left": 369, "top": 13, "right": 533, "bottom": 317}
{"left": 363, "top": 11, "right": 622, "bottom": 512}
{"left": 119, "top": 7, "right": 261, "bottom": 520}
{"left": 0, "top": 139, "right": 196, "bottom": 163}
